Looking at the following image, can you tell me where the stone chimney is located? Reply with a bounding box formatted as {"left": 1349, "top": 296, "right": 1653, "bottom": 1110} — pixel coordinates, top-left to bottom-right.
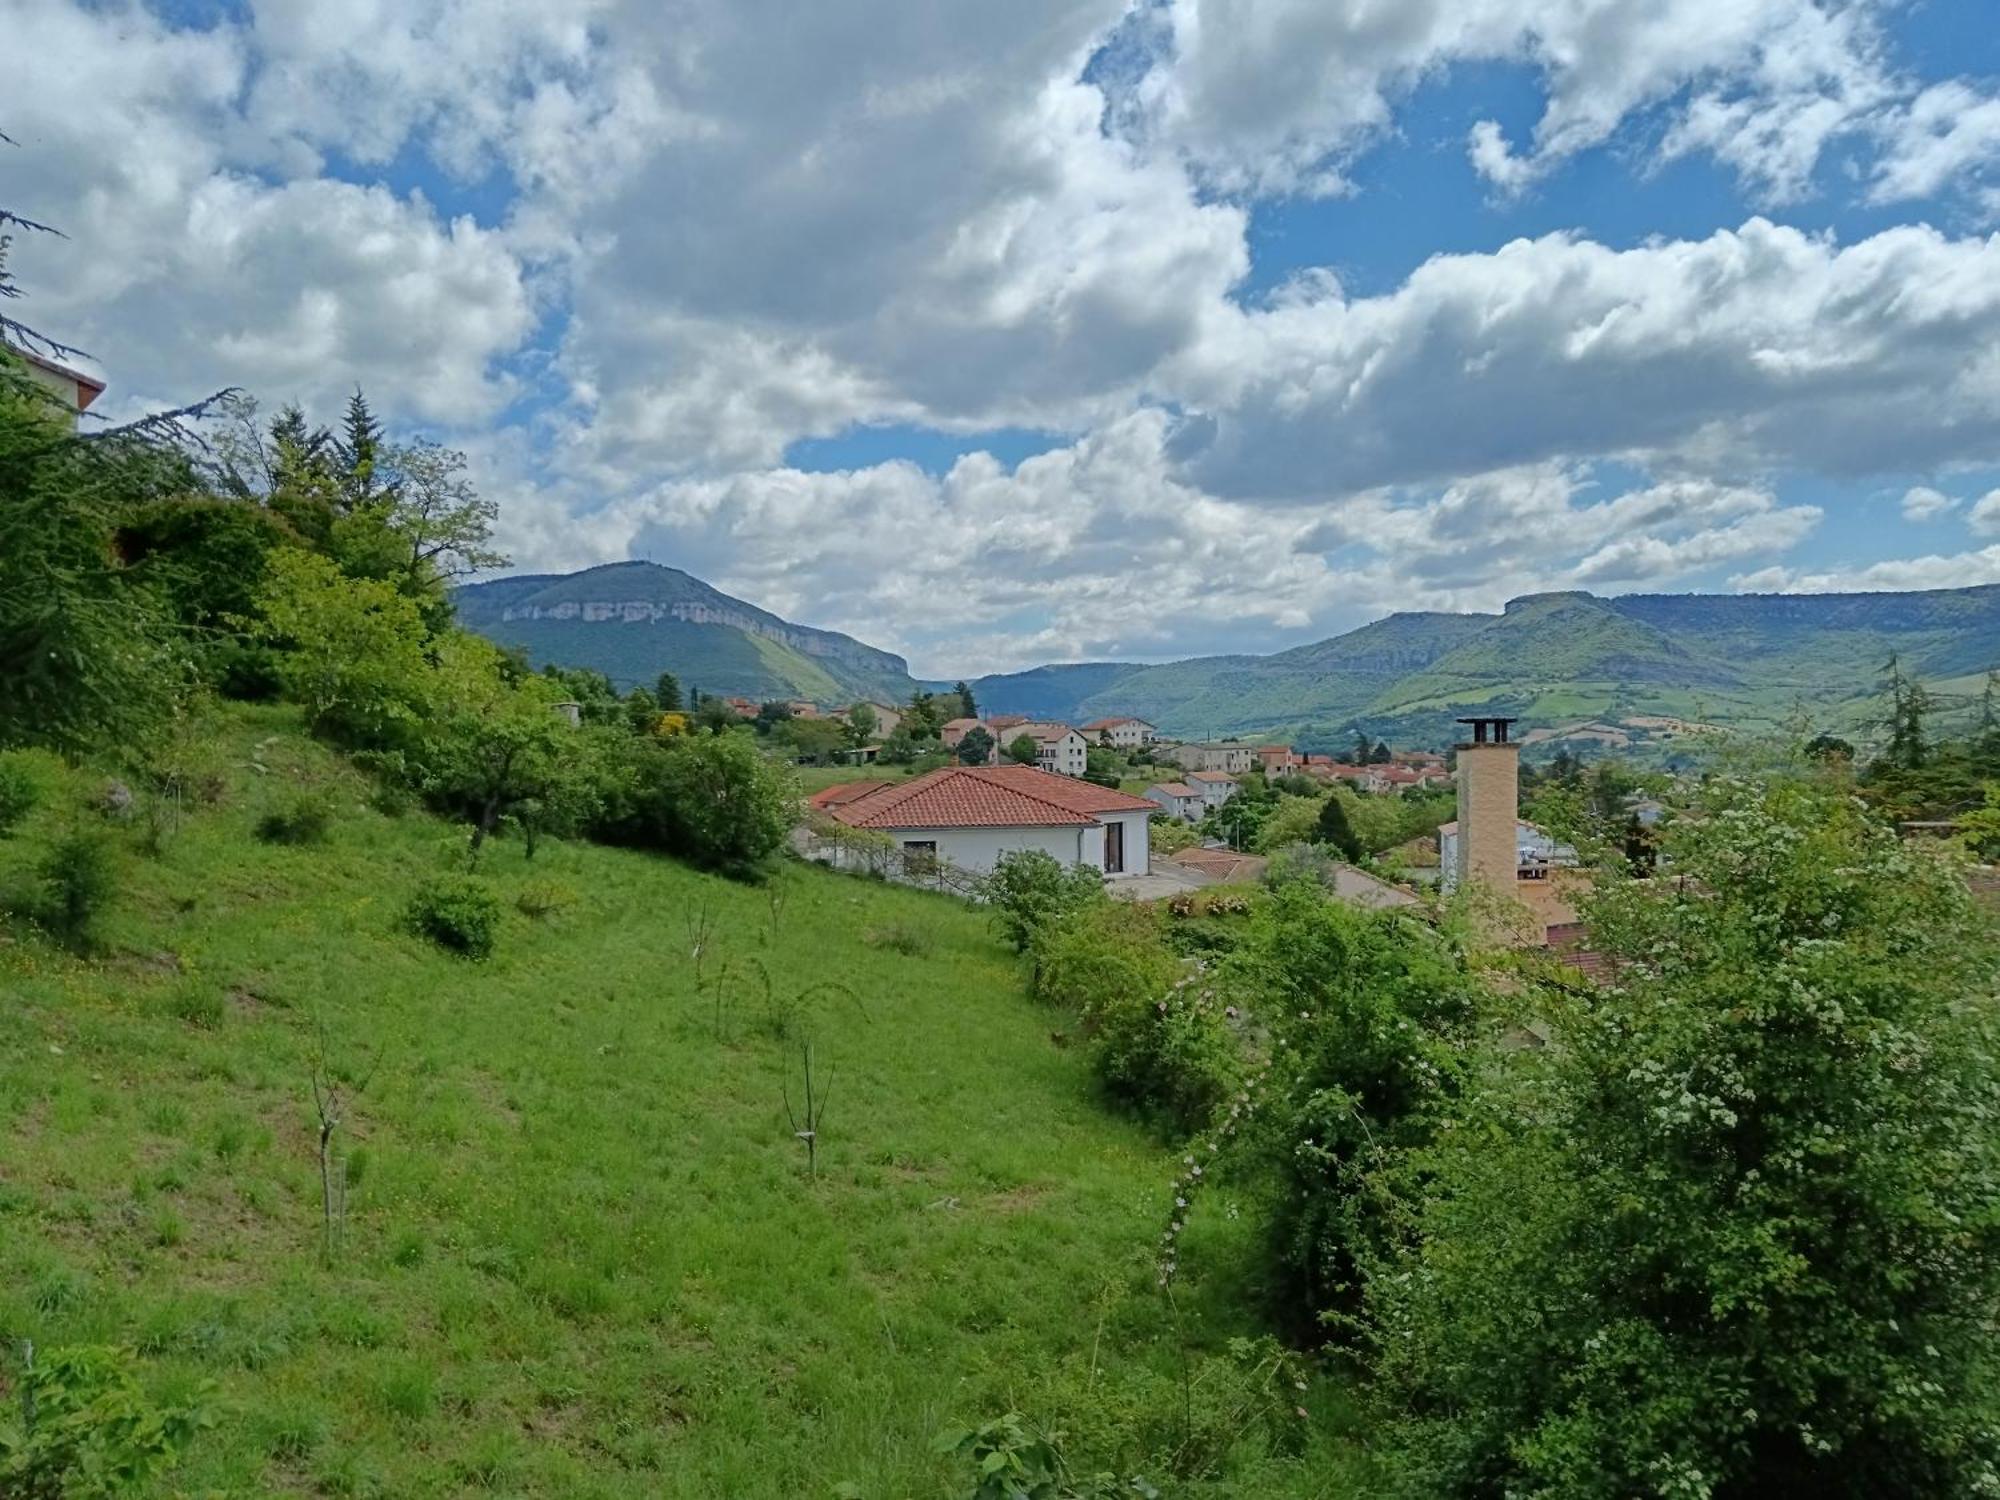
{"left": 1454, "top": 716, "right": 1519, "bottom": 898}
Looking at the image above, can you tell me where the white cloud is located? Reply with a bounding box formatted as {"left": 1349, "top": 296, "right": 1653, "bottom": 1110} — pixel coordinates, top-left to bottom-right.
{"left": 1735, "top": 548, "right": 2000, "bottom": 595}
{"left": 1901, "top": 485, "right": 1957, "bottom": 521}
{"left": 1170, "top": 219, "right": 2000, "bottom": 500}
{"left": 1968, "top": 489, "right": 2000, "bottom": 537}
{"left": 1869, "top": 81, "right": 2000, "bottom": 206}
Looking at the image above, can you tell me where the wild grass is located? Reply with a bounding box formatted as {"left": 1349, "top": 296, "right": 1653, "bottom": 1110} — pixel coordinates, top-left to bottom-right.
{"left": 0, "top": 703, "right": 1361, "bottom": 1497}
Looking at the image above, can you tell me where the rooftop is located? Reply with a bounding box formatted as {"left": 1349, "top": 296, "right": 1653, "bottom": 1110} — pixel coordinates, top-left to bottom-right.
{"left": 815, "top": 765, "right": 1155, "bottom": 831}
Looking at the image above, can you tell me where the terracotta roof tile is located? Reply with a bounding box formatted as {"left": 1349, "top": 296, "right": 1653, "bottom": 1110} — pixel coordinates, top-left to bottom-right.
{"left": 821, "top": 765, "right": 1153, "bottom": 831}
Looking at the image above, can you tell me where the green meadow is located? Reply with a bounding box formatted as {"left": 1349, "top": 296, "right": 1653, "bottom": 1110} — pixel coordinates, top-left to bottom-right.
{"left": 0, "top": 706, "right": 1356, "bottom": 1497}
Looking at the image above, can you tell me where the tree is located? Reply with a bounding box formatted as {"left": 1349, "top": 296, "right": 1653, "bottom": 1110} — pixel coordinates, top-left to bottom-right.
{"left": 1316, "top": 792, "right": 1362, "bottom": 860}
{"left": 1881, "top": 653, "right": 1931, "bottom": 772}
{"left": 784, "top": 715, "right": 850, "bottom": 765}
{"left": 957, "top": 725, "right": 995, "bottom": 765}
{"left": 904, "top": 691, "right": 944, "bottom": 739}
{"left": 253, "top": 548, "right": 434, "bottom": 749}
{"left": 755, "top": 700, "right": 796, "bottom": 734}
{"left": 1804, "top": 732, "right": 1855, "bottom": 763}
{"left": 337, "top": 388, "right": 393, "bottom": 512}
{"left": 1352, "top": 731, "right": 1372, "bottom": 765}
{"left": 845, "top": 701, "right": 878, "bottom": 746}
{"left": 953, "top": 679, "right": 978, "bottom": 718}
{"left": 383, "top": 438, "right": 506, "bottom": 589}
{"left": 417, "top": 640, "right": 578, "bottom": 863}
{"left": 1007, "top": 734, "right": 1039, "bottom": 766}
{"left": 1256, "top": 793, "right": 1326, "bottom": 852}
{"left": 1368, "top": 739, "right": 1393, "bottom": 765}
{"left": 694, "top": 696, "right": 740, "bottom": 735}
{"left": 655, "top": 671, "right": 683, "bottom": 713}
{"left": 0, "top": 361, "right": 188, "bottom": 755}
{"left": 1082, "top": 747, "right": 1122, "bottom": 788}
{"left": 1373, "top": 779, "right": 2000, "bottom": 1496}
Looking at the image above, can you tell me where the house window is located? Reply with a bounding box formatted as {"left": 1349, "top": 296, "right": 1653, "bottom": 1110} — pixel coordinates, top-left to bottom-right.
{"left": 901, "top": 840, "right": 938, "bottom": 875}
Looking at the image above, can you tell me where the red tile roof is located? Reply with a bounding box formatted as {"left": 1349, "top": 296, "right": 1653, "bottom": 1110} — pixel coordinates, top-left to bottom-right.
{"left": 1081, "top": 716, "right": 1149, "bottom": 731}
{"left": 1149, "top": 782, "right": 1198, "bottom": 798}
{"left": 821, "top": 765, "right": 1155, "bottom": 830}
{"left": 808, "top": 780, "right": 898, "bottom": 812}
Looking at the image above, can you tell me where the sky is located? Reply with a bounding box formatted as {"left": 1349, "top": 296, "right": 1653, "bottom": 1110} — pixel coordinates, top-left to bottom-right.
{"left": 8, "top": 0, "right": 2000, "bottom": 676}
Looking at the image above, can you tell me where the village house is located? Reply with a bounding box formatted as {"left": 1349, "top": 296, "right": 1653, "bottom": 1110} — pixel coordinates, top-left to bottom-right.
{"left": 853, "top": 702, "right": 903, "bottom": 738}
{"left": 806, "top": 765, "right": 1155, "bottom": 877}
{"left": 1168, "top": 741, "right": 1259, "bottom": 775}
{"left": 940, "top": 716, "right": 983, "bottom": 749}
{"left": 1017, "top": 723, "right": 1089, "bottom": 777}
{"left": 1255, "top": 746, "right": 1303, "bottom": 774}
{"left": 11, "top": 345, "right": 105, "bottom": 426}
{"left": 1080, "top": 716, "right": 1157, "bottom": 749}
{"left": 983, "top": 713, "right": 1029, "bottom": 737}
{"left": 1144, "top": 781, "right": 1206, "bottom": 822}
{"left": 1185, "top": 770, "right": 1238, "bottom": 810}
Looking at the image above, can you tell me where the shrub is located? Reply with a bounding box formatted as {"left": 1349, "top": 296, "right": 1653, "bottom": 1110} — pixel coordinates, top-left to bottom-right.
{"left": 599, "top": 732, "right": 796, "bottom": 877}
{"left": 0, "top": 1343, "right": 213, "bottom": 1498}
{"left": 256, "top": 790, "right": 335, "bottom": 846}
{"left": 985, "top": 849, "right": 1104, "bottom": 954}
{"left": 405, "top": 876, "right": 501, "bottom": 959}
{"left": 932, "top": 1413, "right": 1153, "bottom": 1500}
{"left": 515, "top": 880, "right": 577, "bottom": 921}
{"left": 865, "top": 921, "right": 933, "bottom": 956}
{"left": 0, "top": 752, "right": 41, "bottom": 837}
{"left": 1371, "top": 780, "right": 2000, "bottom": 1497}
{"left": 22, "top": 829, "right": 118, "bottom": 950}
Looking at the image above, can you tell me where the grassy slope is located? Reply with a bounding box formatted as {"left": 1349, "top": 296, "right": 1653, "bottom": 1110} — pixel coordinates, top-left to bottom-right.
{"left": 0, "top": 707, "right": 1351, "bottom": 1497}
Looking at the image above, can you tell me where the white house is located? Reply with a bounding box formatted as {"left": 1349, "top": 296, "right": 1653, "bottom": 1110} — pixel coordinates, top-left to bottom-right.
{"left": 808, "top": 765, "right": 1155, "bottom": 877}
{"left": 1018, "top": 723, "right": 1089, "bottom": 777}
{"left": 1170, "top": 742, "right": 1258, "bottom": 774}
{"left": 11, "top": 345, "right": 105, "bottom": 427}
{"left": 1185, "top": 771, "right": 1239, "bottom": 810}
{"left": 1082, "top": 716, "right": 1157, "bottom": 749}
{"left": 1145, "top": 781, "right": 1206, "bottom": 822}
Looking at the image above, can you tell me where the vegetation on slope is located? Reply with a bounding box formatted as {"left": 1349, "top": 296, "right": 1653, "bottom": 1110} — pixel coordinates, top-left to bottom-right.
{"left": 0, "top": 707, "right": 1353, "bottom": 1497}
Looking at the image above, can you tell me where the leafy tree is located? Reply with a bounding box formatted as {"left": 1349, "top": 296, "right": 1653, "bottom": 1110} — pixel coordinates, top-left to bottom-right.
{"left": 384, "top": 438, "right": 506, "bottom": 589}
{"left": 903, "top": 691, "right": 944, "bottom": 739}
{"left": 785, "top": 715, "right": 851, "bottom": 765}
{"left": 254, "top": 548, "right": 434, "bottom": 748}
{"left": 1368, "top": 740, "right": 1393, "bottom": 765}
{"left": 1315, "top": 792, "right": 1362, "bottom": 860}
{"left": 1373, "top": 779, "right": 2000, "bottom": 1497}
{"left": 1352, "top": 732, "right": 1372, "bottom": 765}
{"left": 755, "top": 700, "right": 796, "bottom": 734}
{"left": 957, "top": 725, "right": 995, "bottom": 766}
{"left": 416, "top": 640, "right": 580, "bottom": 862}
{"left": 953, "top": 679, "right": 978, "bottom": 718}
{"left": 1804, "top": 732, "right": 1855, "bottom": 763}
{"left": 693, "top": 696, "right": 740, "bottom": 735}
{"left": 877, "top": 728, "right": 921, "bottom": 765}
{"left": 1083, "top": 747, "right": 1123, "bottom": 788}
{"left": 623, "top": 685, "right": 660, "bottom": 734}
{"left": 1256, "top": 793, "right": 1326, "bottom": 853}
{"left": 1007, "top": 734, "right": 1039, "bottom": 766}
{"left": 654, "top": 671, "right": 683, "bottom": 713}
{"left": 845, "top": 701, "right": 878, "bottom": 745}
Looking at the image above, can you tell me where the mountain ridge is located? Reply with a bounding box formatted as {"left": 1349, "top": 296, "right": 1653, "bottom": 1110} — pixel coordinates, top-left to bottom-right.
{"left": 454, "top": 562, "right": 2000, "bottom": 748}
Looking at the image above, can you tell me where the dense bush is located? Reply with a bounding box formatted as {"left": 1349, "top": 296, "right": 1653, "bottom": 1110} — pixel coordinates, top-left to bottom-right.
{"left": 1034, "top": 901, "right": 1239, "bottom": 1135}
{"left": 985, "top": 849, "right": 1105, "bottom": 954}
{"left": 0, "top": 752, "right": 41, "bottom": 838}
{"left": 405, "top": 875, "right": 502, "bottom": 958}
{"left": 255, "top": 790, "right": 335, "bottom": 845}
{"left": 515, "top": 879, "right": 578, "bottom": 920}
{"left": 0, "top": 1343, "right": 213, "bottom": 1498}
{"left": 598, "top": 731, "right": 796, "bottom": 877}
{"left": 1236, "top": 883, "right": 1478, "bottom": 1339}
{"left": 22, "top": 829, "right": 119, "bottom": 951}
{"left": 1370, "top": 781, "right": 2000, "bottom": 1498}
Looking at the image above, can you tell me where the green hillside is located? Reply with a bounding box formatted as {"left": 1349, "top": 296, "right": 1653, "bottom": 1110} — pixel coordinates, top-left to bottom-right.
{"left": 0, "top": 706, "right": 1351, "bottom": 1497}
{"left": 967, "top": 586, "right": 2000, "bottom": 747}
{"left": 455, "top": 562, "right": 918, "bottom": 705}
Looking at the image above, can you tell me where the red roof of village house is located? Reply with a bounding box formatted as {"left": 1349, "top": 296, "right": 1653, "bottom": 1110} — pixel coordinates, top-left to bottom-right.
{"left": 808, "top": 780, "right": 899, "bottom": 812}
{"left": 1150, "top": 782, "right": 1199, "bottom": 798}
{"left": 820, "top": 765, "right": 1155, "bottom": 831}
{"left": 1080, "top": 716, "right": 1148, "bottom": 731}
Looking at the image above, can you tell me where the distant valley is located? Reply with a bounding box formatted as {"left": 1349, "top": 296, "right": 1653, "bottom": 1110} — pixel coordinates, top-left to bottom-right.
{"left": 458, "top": 563, "right": 2000, "bottom": 752}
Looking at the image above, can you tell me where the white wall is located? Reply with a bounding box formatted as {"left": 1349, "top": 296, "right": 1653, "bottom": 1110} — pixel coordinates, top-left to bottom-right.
{"left": 1099, "top": 810, "right": 1151, "bottom": 876}
{"left": 894, "top": 824, "right": 1083, "bottom": 875}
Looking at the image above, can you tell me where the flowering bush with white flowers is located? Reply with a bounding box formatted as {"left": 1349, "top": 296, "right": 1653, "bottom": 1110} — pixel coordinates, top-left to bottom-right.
{"left": 1369, "top": 778, "right": 2000, "bottom": 1498}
